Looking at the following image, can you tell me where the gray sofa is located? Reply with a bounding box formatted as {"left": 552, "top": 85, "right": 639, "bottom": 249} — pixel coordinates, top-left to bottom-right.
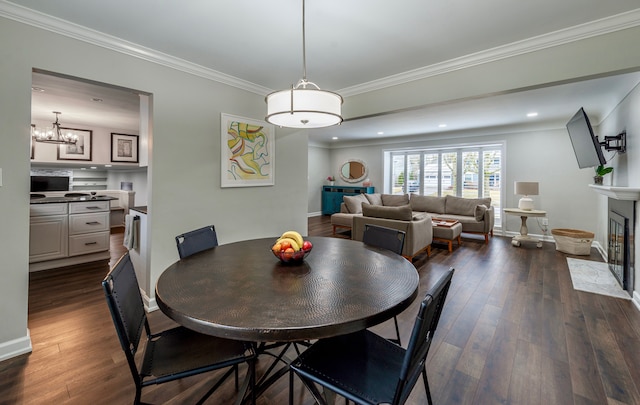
{"left": 351, "top": 194, "right": 433, "bottom": 260}
{"left": 330, "top": 192, "right": 494, "bottom": 243}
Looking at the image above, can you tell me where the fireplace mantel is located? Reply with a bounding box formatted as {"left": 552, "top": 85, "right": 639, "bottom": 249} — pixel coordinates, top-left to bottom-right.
{"left": 589, "top": 184, "right": 640, "bottom": 200}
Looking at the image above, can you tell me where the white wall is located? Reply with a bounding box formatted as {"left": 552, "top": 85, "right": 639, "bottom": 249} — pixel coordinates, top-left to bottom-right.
{"left": 0, "top": 17, "right": 308, "bottom": 361}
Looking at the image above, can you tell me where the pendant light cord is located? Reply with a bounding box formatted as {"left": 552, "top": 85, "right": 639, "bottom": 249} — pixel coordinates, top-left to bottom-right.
{"left": 302, "top": 0, "right": 307, "bottom": 82}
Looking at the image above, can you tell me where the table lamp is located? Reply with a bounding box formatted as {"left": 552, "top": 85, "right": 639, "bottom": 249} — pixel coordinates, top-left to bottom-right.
{"left": 514, "top": 181, "right": 538, "bottom": 210}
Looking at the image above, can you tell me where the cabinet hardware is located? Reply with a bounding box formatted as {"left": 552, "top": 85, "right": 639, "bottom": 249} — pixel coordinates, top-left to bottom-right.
{"left": 85, "top": 221, "right": 101, "bottom": 225}
{"left": 84, "top": 242, "right": 98, "bottom": 246}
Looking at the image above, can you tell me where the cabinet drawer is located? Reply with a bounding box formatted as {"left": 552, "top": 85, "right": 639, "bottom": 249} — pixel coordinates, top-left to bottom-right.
{"left": 69, "top": 231, "right": 110, "bottom": 256}
{"left": 69, "top": 212, "right": 110, "bottom": 235}
{"left": 30, "top": 203, "right": 68, "bottom": 216}
{"left": 68, "top": 200, "right": 109, "bottom": 214}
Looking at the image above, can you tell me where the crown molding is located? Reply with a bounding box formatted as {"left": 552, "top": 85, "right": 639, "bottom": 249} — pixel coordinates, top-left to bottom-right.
{"left": 2, "top": 1, "right": 639, "bottom": 98}
{"left": 0, "top": 0, "right": 272, "bottom": 96}
{"left": 339, "top": 8, "right": 640, "bottom": 97}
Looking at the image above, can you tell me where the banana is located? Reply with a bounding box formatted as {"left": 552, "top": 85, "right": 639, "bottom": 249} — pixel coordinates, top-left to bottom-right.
{"left": 275, "top": 237, "right": 300, "bottom": 251}
{"left": 280, "top": 230, "right": 304, "bottom": 248}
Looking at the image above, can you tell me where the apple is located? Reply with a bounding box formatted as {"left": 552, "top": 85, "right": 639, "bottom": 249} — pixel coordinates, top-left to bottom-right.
{"left": 283, "top": 247, "right": 295, "bottom": 260}
{"left": 302, "top": 240, "right": 313, "bottom": 251}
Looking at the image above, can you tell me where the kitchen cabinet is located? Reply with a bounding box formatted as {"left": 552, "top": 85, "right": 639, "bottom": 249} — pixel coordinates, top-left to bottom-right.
{"left": 29, "top": 204, "right": 69, "bottom": 263}
{"left": 29, "top": 199, "right": 111, "bottom": 271}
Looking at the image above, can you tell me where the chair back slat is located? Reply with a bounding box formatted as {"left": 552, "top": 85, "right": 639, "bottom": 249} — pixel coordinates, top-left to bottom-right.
{"left": 175, "top": 225, "right": 218, "bottom": 259}
{"left": 394, "top": 268, "right": 454, "bottom": 404}
{"left": 363, "top": 224, "right": 406, "bottom": 255}
{"left": 102, "top": 253, "right": 147, "bottom": 369}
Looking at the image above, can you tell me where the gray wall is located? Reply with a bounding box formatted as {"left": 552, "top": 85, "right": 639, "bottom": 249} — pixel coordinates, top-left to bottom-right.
{"left": 597, "top": 82, "right": 640, "bottom": 294}
{"left": 0, "top": 17, "right": 308, "bottom": 361}
{"left": 308, "top": 145, "right": 332, "bottom": 215}
{"left": 317, "top": 128, "right": 597, "bottom": 236}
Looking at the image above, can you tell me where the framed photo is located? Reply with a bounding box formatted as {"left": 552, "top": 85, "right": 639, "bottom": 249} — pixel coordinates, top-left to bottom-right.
{"left": 57, "top": 128, "right": 92, "bottom": 161}
{"left": 221, "top": 113, "right": 275, "bottom": 188}
{"left": 111, "top": 133, "right": 139, "bottom": 163}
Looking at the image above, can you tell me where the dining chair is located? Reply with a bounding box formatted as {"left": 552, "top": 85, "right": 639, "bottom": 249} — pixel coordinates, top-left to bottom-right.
{"left": 289, "top": 268, "right": 454, "bottom": 405}
{"left": 102, "top": 252, "right": 256, "bottom": 405}
{"left": 362, "top": 223, "right": 406, "bottom": 345}
{"left": 175, "top": 224, "right": 218, "bottom": 259}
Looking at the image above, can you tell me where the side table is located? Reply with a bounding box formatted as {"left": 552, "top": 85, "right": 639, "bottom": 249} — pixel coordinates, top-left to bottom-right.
{"left": 503, "top": 208, "right": 547, "bottom": 248}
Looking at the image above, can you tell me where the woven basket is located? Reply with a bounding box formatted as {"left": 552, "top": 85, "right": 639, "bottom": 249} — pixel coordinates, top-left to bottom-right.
{"left": 551, "top": 228, "right": 594, "bottom": 255}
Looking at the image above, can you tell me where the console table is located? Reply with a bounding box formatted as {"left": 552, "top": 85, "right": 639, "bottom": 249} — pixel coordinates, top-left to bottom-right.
{"left": 504, "top": 208, "right": 547, "bottom": 248}
{"left": 321, "top": 185, "right": 374, "bottom": 215}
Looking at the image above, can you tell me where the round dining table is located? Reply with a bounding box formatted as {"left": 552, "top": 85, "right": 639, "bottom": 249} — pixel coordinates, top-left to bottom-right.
{"left": 155, "top": 236, "right": 419, "bottom": 343}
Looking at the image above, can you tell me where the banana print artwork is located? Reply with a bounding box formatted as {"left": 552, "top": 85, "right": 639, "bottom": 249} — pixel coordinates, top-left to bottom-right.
{"left": 226, "top": 121, "right": 270, "bottom": 180}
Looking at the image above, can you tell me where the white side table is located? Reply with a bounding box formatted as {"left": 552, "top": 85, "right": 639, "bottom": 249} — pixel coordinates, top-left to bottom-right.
{"left": 503, "top": 208, "right": 547, "bottom": 248}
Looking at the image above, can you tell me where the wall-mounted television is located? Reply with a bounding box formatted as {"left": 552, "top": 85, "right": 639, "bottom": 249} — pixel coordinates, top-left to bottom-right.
{"left": 566, "top": 107, "right": 606, "bottom": 169}
{"left": 30, "top": 176, "right": 70, "bottom": 192}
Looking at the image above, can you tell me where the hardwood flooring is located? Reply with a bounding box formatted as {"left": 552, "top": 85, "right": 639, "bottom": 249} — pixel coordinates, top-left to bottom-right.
{"left": 2, "top": 217, "right": 639, "bottom": 404}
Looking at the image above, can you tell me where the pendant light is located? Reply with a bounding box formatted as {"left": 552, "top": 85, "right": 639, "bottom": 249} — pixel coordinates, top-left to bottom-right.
{"left": 32, "top": 112, "right": 78, "bottom": 144}
{"left": 265, "top": 0, "right": 343, "bottom": 128}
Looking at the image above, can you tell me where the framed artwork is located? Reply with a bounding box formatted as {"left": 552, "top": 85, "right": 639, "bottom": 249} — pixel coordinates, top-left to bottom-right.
{"left": 221, "top": 113, "right": 275, "bottom": 188}
{"left": 57, "top": 128, "right": 92, "bottom": 161}
{"left": 111, "top": 133, "right": 139, "bottom": 163}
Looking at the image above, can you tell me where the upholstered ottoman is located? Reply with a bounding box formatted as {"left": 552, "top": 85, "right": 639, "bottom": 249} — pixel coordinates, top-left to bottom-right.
{"left": 432, "top": 221, "right": 462, "bottom": 253}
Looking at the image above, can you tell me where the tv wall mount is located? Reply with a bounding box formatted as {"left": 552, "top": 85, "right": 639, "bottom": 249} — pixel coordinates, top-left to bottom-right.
{"left": 597, "top": 130, "right": 626, "bottom": 153}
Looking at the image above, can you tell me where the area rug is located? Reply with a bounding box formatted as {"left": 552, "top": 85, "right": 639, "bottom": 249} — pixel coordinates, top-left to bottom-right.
{"left": 567, "top": 258, "right": 630, "bottom": 300}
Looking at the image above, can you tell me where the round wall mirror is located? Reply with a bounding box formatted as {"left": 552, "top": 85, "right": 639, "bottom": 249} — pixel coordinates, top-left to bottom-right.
{"left": 339, "top": 159, "right": 368, "bottom": 183}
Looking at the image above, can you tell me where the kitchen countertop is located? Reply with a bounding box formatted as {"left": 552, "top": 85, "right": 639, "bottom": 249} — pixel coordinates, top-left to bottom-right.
{"left": 30, "top": 195, "right": 117, "bottom": 204}
{"left": 130, "top": 206, "right": 148, "bottom": 214}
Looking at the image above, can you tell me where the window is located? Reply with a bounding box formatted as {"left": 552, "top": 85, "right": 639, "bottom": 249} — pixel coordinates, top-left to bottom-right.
{"left": 386, "top": 143, "right": 504, "bottom": 226}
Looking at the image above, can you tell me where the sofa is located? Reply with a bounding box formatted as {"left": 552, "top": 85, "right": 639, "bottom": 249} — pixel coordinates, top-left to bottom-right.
{"left": 331, "top": 192, "right": 494, "bottom": 243}
{"left": 351, "top": 194, "right": 433, "bottom": 260}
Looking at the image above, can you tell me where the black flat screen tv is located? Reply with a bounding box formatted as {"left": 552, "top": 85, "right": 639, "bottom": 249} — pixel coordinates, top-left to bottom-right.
{"left": 566, "top": 107, "right": 606, "bottom": 169}
{"left": 30, "top": 176, "right": 70, "bottom": 192}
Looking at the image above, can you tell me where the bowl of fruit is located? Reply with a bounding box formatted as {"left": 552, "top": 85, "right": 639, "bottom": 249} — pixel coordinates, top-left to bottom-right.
{"left": 271, "top": 231, "right": 313, "bottom": 264}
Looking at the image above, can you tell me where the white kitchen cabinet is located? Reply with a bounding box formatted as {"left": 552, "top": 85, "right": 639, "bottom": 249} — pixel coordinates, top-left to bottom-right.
{"left": 29, "top": 203, "right": 69, "bottom": 263}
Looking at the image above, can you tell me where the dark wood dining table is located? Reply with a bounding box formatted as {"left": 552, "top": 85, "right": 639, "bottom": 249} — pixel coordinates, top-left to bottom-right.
{"left": 155, "top": 236, "right": 419, "bottom": 343}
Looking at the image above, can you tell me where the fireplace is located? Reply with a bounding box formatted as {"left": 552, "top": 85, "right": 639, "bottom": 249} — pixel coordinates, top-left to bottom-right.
{"left": 608, "top": 198, "right": 635, "bottom": 296}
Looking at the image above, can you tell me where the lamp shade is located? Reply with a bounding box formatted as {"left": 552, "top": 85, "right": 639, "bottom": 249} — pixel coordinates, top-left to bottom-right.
{"left": 266, "top": 87, "right": 343, "bottom": 128}
{"left": 514, "top": 181, "right": 538, "bottom": 210}
{"left": 514, "top": 181, "right": 539, "bottom": 196}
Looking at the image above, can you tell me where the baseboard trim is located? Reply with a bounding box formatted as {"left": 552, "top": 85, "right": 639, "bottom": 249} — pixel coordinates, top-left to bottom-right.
{"left": 142, "top": 290, "right": 158, "bottom": 312}
{"left": 633, "top": 291, "right": 640, "bottom": 312}
{"left": 308, "top": 211, "right": 322, "bottom": 218}
{"left": 0, "top": 329, "right": 32, "bottom": 362}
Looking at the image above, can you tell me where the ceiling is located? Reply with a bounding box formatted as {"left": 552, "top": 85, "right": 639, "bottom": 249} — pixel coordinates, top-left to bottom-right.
{"left": 12, "top": 0, "right": 640, "bottom": 144}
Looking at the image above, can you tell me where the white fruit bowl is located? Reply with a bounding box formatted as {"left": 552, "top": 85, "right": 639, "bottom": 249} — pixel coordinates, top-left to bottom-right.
{"left": 272, "top": 246, "right": 312, "bottom": 264}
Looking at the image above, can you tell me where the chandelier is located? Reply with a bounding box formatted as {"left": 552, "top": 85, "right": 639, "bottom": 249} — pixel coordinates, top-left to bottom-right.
{"left": 265, "top": 0, "right": 343, "bottom": 128}
{"left": 32, "top": 112, "right": 78, "bottom": 144}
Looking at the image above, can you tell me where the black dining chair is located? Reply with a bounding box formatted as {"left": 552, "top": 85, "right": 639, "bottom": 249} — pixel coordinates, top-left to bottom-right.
{"left": 362, "top": 224, "right": 406, "bottom": 345}
{"left": 175, "top": 224, "right": 219, "bottom": 259}
{"left": 289, "top": 268, "right": 454, "bottom": 405}
{"left": 102, "top": 252, "right": 256, "bottom": 405}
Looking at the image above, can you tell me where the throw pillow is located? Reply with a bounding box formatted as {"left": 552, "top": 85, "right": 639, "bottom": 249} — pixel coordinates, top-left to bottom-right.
{"left": 381, "top": 194, "right": 410, "bottom": 207}
{"left": 445, "top": 195, "right": 491, "bottom": 216}
{"left": 475, "top": 204, "right": 488, "bottom": 221}
{"left": 410, "top": 194, "right": 445, "bottom": 214}
{"left": 364, "top": 193, "right": 383, "bottom": 206}
{"left": 343, "top": 194, "right": 369, "bottom": 214}
{"left": 362, "top": 204, "right": 413, "bottom": 221}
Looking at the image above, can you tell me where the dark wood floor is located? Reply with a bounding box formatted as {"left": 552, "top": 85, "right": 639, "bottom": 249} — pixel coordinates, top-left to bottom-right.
{"left": 2, "top": 217, "right": 640, "bottom": 404}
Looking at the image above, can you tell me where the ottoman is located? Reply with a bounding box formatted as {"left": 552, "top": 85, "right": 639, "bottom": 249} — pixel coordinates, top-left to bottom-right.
{"left": 432, "top": 221, "right": 463, "bottom": 253}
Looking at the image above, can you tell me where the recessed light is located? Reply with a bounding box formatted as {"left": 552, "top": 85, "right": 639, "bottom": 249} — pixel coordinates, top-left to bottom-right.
{"left": 90, "top": 166, "right": 97, "bottom": 169}
{"left": 438, "top": 124, "right": 447, "bottom": 128}
{"left": 31, "top": 86, "right": 45, "bottom": 92}
{"left": 332, "top": 136, "right": 338, "bottom": 140}
{"left": 105, "top": 164, "right": 112, "bottom": 168}
{"left": 377, "top": 131, "right": 384, "bottom": 135}
{"left": 527, "top": 112, "right": 538, "bottom": 117}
